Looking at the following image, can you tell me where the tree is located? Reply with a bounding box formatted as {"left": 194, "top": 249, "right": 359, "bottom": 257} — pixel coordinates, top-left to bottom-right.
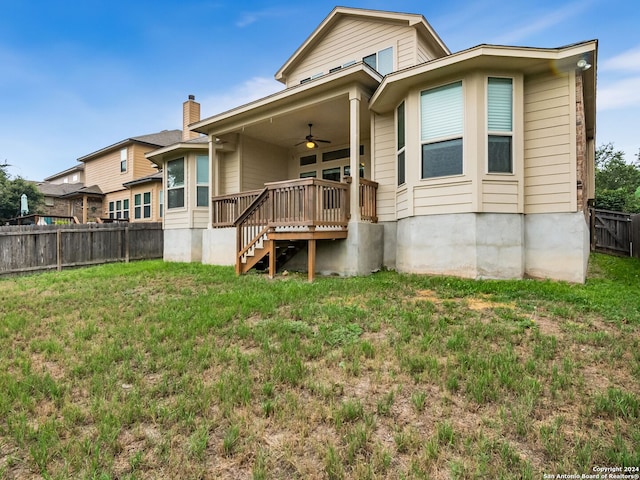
{"left": 0, "top": 164, "right": 45, "bottom": 221}
{"left": 594, "top": 143, "right": 640, "bottom": 213}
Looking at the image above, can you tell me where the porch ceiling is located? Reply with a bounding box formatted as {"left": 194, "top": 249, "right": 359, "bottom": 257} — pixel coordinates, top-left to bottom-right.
{"left": 217, "top": 95, "right": 371, "bottom": 151}
{"left": 193, "top": 65, "right": 380, "bottom": 151}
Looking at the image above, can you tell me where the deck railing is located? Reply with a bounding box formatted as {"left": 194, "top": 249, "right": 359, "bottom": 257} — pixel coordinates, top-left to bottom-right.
{"left": 212, "top": 178, "right": 378, "bottom": 228}
{"left": 211, "top": 189, "right": 263, "bottom": 227}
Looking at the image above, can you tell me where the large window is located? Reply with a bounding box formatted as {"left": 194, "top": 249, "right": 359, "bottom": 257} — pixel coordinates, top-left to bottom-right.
{"left": 421, "top": 81, "right": 463, "bottom": 179}
{"left": 487, "top": 77, "right": 513, "bottom": 173}
{"left": 397, "top": 101, "right": 406, "bottom": 186}
{"left": 167, "top": 158, "right": 185, "bottom": 209}
{"left": 120, "top": 148, "right": 127, "bottom": 173}
{"left": 134, "top": 192, "right": 152, "bottom": 219}
{"left": 109, "top": 199, "right": 129, "bottom": 219}
{"left": 363, "top": 47, "right": 393, "bottom": 75}
{"left": 196, "top": 155, "right": 209, "bottom": 207}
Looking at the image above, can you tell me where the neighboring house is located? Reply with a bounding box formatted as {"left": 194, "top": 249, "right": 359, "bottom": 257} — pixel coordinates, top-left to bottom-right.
{"left": 152, "top": 7, "right": 597, "bottom": 283}
{"left": 41, "top": 129, "right": 183, "bottom": 223}
{"left": 38, "top": 164, "right": 104, "bottom": 222}
{"left": 78, "top": 130, "right": 182, "bottom": 222}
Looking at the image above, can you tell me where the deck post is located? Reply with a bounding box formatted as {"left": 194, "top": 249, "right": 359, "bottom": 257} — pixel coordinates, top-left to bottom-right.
{"left": 268, "top": 240, "right": 276, "bottom": 279}
{"left": 308, "top": 238, "right": 316, "bottom": 282}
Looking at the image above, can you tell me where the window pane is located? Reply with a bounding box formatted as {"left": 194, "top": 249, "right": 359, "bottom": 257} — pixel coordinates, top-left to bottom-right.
{"left": 197, "top": 186, "right": 208, "bottom": 207}
{"left": 134, "top": 194, "right": 141, "bottom": 206}
{"left": 143, "top": 205, "right": 151, "bottom": 218}
{"left": 168, "top": 188, "right": 184, "bottom": 208}
{"left": 109, "top": 202, "right": 114, "bottom": 212}
{"left": 488, "top": 136, "right": 512, "bottom": 173}
{"left": 196, "top": 155, "right": 208, "bottom": 184}
{"left": 488, "top": 78, "right": 512, "bottom": 132}
{"left": 398, "top": 151, "right": 406, "bottom": 185}
{"left": 300, "top": 155, "right": 316, "bottom": 166}
{"left": 123, "top": 199, "right": 129, "bottom": 209}
{"left": 397, "top": 102, "right": 405, "bottom": 150}
{"left": 300, "top": 171, "right": 317, "bottom": 178}
{"left": 116, "top": 200, "right": 121, "bottom": 210}
{"left": 363, "top": 53, "right": 376, "bottom": 70}
{"left": 422, "top": 138, "right": 463, "bottom": 178}
{"left": 143, "top": 192, "right": 151, "bottom": 204}
{"left": 421, "top": 82, "right": 463, "bottom": 141}
{"left": 322, "top": 167, "right": 341, "bottom": 182}
{"left": 323, "top": 148, "right": 350, "bottom": 162}
{"left": 378, "top": 47, "right": 393, "bottom": 75}
{"left": 135, "top": 206, "right": 141, "bottom": 219}
{"left": 167, "top": 158, "right": 185, "bottom": 188}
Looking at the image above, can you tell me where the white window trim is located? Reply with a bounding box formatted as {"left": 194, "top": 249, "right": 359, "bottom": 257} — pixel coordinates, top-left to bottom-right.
{"left": 120, "top": 148, "right": 128, "bottom": 173}
{"left": 486, "top": 76, "right": 515, "bottom": 175}
{"left": 166, "top": 158, "right": 186, "bottom": 210}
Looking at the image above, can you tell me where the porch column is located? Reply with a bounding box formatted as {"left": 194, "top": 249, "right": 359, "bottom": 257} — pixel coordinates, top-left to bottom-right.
{"left": 349, "top": 89, "right": 361, "bottom": 222}
{"left": 82, "top": 195, "right": 88, "bottom": 223}
{"left": 208, "top": 136, "right": 219, "bottom": 229}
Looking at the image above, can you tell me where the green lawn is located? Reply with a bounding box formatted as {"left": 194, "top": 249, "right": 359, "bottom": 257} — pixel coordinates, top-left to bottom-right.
{"left": 0, "top": 254, "right": 638, "bottom": 479}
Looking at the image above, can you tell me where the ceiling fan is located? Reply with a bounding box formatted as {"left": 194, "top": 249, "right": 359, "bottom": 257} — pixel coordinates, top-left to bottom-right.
{"left": 295, "top": 123, "right": 331, "bottom": 149}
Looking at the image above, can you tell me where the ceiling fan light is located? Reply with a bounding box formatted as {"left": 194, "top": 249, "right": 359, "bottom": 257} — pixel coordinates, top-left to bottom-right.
{"left": 306, "top": 140, "right": 316, "bottom": 149}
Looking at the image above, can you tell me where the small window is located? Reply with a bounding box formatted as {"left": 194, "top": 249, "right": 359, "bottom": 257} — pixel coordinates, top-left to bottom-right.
{"left": 363, "top": 47, "right": 393, "bottom": 75}
{"left": 300, "top": 171, "right": 317, "bottom": 178}
{"left": 487, "top": 77, "right": 513, "bottom": 173}
{"left": 323, "top": 148, "right": 350, "bottom": 162}
{"left": 159, "top": 190, "right": 164, "bottom": 218}
{"left": 120, "top": 148, "right": 127, "bottom": 173}
{"left": 134, "top": 194, "right": 142, "bottom": 219}
{"left": 109, "top": 201, "right": 115, "bottom": 219}
{"left": 116, "top": 200, "right": 122, "bottom": 219}
{"left": 300, "top": 154, "right": 316, "bottom": 166}
{"left": 196, "top": 154, "right": 209, "bottom": 207}
{"left": 167, "top": 158, "right": 185, "bottom": 209}
{"left": 143, "top": 192, "right": 151, "bottom": 218}
{"left": 123, "top": 199, "right": 129, "bottom": 219}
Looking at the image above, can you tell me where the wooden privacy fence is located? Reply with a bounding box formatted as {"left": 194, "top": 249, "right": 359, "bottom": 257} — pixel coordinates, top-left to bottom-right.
{"left": 0, "top": 222, "right": 163, "bottom": 275}
{"left": 589, "top": 208, "right": 640, "bottom": 258}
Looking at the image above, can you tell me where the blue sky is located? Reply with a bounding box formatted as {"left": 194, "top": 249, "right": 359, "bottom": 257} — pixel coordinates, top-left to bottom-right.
{"left": 1, "top": 0, "right": 638, "bottom": 181}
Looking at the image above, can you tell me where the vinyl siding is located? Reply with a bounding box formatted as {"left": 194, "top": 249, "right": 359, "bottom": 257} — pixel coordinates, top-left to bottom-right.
{"left": 413, "top": 180, "right": 474, "bottom": 215}
{"left": 372, "top": 112, "right": 397, "bottom": 221}
{"left": 241, "top": 136, "right": 289, "bottom": 191}
{"left": 481, "top": 180, "right": 519, "bottom": 213}
{"left": 220, "top": 151, "right": 240, "bottom": 195}
{"left": 131, "top": 145, "right": 159, "bottom": 180}
{"left": 523, "top": 72, "right": 575, "bottom": 213}
{"left": 84, "top": 149, "right": 129, "bottom": 194}
{"left": 286, "top": 18, "right": 417, "bottom": 86}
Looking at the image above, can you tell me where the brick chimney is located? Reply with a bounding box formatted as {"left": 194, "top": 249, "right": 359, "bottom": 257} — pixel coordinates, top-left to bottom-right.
{"left": 182, "top": 94, "right": 200, "bottom": 141}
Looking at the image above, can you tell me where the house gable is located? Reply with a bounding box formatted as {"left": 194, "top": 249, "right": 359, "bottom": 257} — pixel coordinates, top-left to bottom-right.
{"left": 275, "top": 7, "right": 449, "bottom": 87}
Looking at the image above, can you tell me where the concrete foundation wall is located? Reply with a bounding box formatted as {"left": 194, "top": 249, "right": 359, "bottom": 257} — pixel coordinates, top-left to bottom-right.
{"left": 395, "top": 213, "right": 525, "bottom": 280}
{"left": 524, "top": 212, "right": 589, "bottom": 283}
{"left": 164, "top": 228, "right": 204, "bottom": 263}
{"left": 202, "top": 228, "right": 236, "bottom": 266}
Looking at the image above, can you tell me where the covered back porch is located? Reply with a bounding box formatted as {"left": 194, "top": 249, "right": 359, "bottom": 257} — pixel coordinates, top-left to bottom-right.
{"left": 192, "top": 64, "right": 385, "bottom": 279}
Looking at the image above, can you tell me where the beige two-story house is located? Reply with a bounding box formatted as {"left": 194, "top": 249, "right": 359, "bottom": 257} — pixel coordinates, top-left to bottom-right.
{"left": 78, "top": 130, "right": 181, "bottom": 222}
{"left": 153, "top": 7, "right": 597, "bottom": 283}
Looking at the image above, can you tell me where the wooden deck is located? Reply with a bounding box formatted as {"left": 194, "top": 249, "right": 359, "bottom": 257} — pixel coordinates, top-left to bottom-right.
{"left": 211, "top": 177, "right": 377, "bottom": 280}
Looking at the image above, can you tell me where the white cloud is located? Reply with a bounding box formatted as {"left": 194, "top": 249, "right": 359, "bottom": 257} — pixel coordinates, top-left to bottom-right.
{"left": 234, "top": 6, "right": 302, "bottom": 28}
{"left": 491, "top": 0, "right": 595, "bottom": 45}
{"left": 598, "top": 77, "right": 640, "bottom": 111}
{"left": 200, "top": 76, "right": 284, "bottom": 117}
{"left": 601, "top": 45, "right": 640, "bottom": 72}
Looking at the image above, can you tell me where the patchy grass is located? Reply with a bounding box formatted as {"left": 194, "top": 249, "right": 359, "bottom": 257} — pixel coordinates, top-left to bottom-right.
{"left": 0, "top": 254, "right": 639, "bottom": 479}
